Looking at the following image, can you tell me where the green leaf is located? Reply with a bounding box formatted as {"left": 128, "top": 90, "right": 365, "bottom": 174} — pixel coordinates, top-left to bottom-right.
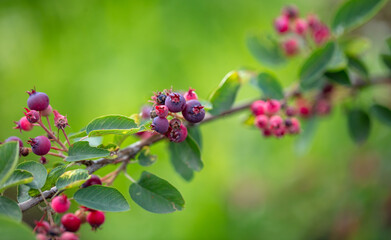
{"left": 65, "top": 141, "right": 110, "bottom": 162}
{"left": 188, "top": 126, "right": 202, "bottom": 149}
{"left": 347, "top": 55, "right": 368, "bottom": 78}
{"left": 332, "top": 0, "right": 388, "bottom": 35}
{"left": 86, "top": 115, "right": 139, "bottom": 137}
{"left": 56, "top": 169, "right": 89, "bottom": 190}
{"left": 137, "top": 147, "right": 157, "bottom": 167}
{"left": 327, "top": 44, "right": 347, "bottom": 72}
{"left": 0, "top": 196, "right": 22, "bottom": 222}
{"left": 0, "top": 170, "right": 33, "bottom": 192}
{"left": 295, "top": 117, "right": 318, "bottom": 155}
{"left": 246, "top": 35, "right": 286, "bottom": 66}
{"left": 209, "top": 71, "right": 241, "bottom": 115}
{"left": 347, "top": 109, "right": 371, "bottom": 144}
{"left": 370, "top": 104, "right": 391, "bottom": 126}
{"left": 129, "top": 171, "right": 185, "bottom": 214}
{"left": 341, "top": 37, "right": 371, "bottom": 56}
{"left": 0, "top": 142, "right": 19, "bottom": 186}
{"left": 251, "top": 73, "right": 284, "bottom": 99}
{"left": 68, "top": 130, "right": 87, "bottom": 139}
{"left": 381, "top": 54, "right": 391, "bottom": 70}
{"left": 17, "top": 161, "right": 47, "bottom": 189}
{"left": 74, "top": 185, "right": 130, "bottom": 212}
{"left": 17, "top": 185, "right": 31, "bottom": 203}
{"left": 300, "top": 42, "right": 336, "bottom": 89}
{"left": 0, "top": 215, "right": 35, "bottom": 240}
{"left": 29, "top": 165, "right": 66, "bottom": 197}
{"left": 325, "top": 70, "right": 351, "bottom": 86}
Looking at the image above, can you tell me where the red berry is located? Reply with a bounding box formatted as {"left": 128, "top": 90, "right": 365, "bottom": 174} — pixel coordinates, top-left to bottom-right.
{"left": 251, "top": 100, "right": 265, "bottom": 116}
{"left": 166, "top": 124, "right": 188, "bottom": 143}
{"left": 165, "top": 92, "right": 186, "bottom": 112}
{"left": 282, "top": 38, "right": 299, "bottom": 56}
{"left": 315, "top": 99, "right": 331, "bottom": 116}
{"left": 307, "top": 14, "right": 320, "bottom": 30}
{"left": 294, "top": 18, "right": 308, "bottom": 35}
{"left": 61, "top": 213, "right": 81, "bottom": 232}
{"left": 269, "top": 115, "right": 283, "bottom": 129}
{"left": 14, "top": 116, "right": 34, "bottom": 132}
{"left": 265, "top": 99, "right": 281, "bottom": 115}
{"left": 5, "top": 136, "right": 23, "bottom": 148}
{"left": 282, "top": 5, "right": 299, "bottom": 19}
{"left": 262, "top": 127, "right": 273, "bottom": 137}
{"left": 34, "top": 220, "right": 50, "bottom": 234}
{"left": 287, "top": 117, "right": 301, "bottom": 134}
{"left": 28, "top": 136, "right": 51, "bottom": 156}
{"left": 273, "top": 127, "right": 286, "bottom": 138}
{"left": 255, "top": 115, "right": 269, "bottom": 129}
{"left": 51, "top": 195, "right": 71, "bottom": 213}
{"left": 152, "top": 117, "right": 169, "bottom": 134}
{"left": 27, "top": 89, "right": 50, "bottom": 111}
{"left": 24, "top": 108, "right": 40, "bottom": 123}
{"left": 182, "top": 100, "right": 205, "bottom": 123}
{"left": 312, "top": 24, "right": 330, "bottom": 45}
{"left": 41, "top": 105, "right": 53, "bottom": 117}
{"left": 183, "top": 88, "right": 198, "bottom": 101}
{"left": 155, "top": 105, "right": 169, "bottom": 118}
{"left": 60, "top": 232, "right": 79, "bottom": 240}
{"left": 36, "top": 233, "right": 48, "bottom": 240}
{"left": 87, "top": 210, "right": 105, "bottom": 230}
{"left": 81, "top": 175, "right": 102, "bottom": 188}
{"left": 274, "top": 15, "right": 289, "bottom": 34}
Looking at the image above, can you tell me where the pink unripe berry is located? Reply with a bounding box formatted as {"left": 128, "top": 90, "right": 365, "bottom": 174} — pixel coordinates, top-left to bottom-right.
{"left": 34, "top": 220, "right": 50, "bottom": 234}
{"left": 183, "top": 88, "right": 198, "bottom": 101}
{"left": 51, "top": 195, "right": 71, "bottom": 213}
{"left": 255, "top": 115, "right": 269, "bottom": 129}
{"left": 61, "top": 213, "right": 81, "bottom": 232}
{"left": 60, "top": 232, "right": 79, "bottom": 240}
{"left": 315, "top": 99, "right": 331, "bottom": 116}
{"left": 155, "top": 105, "right": 169, "bottom": 118}
{"left": 294, "top": 18, "right": 308, "bottom": 35}
{"left": 286, "top": 118, "right": 301, "bottom": 134}
{"left": 14, "top": 116, "right": 34, "bottom": 132}
{"left": 263, "top": 128, "right": 273, "bottom": 137}
{"left": 87, "top": 210, "right": 105, "bottom": 230}
{"left": 282, "top": 5, "right": 299, "bottom": 19}
{"left": 312, "top": 24, "right": 330, "bottom": 45}
{"left": 24, "top": 108, "right": 40, "bottom": 123}
{"left": 41, "top": 105, "right": 53, "bottom": 117}
{"left": 273, "top": 127, "right": 286, "bottom": 138}
{"left": 299, "top": 106, "right": 311, "bottom": 118}
{"left": 82, "top": 175, "right": 102, "bottom": 188}
{"left": 274, "top": 15, "right": 289, "bottom": 34}
{"left": 269, "top": 115, "right": 283, "bottom": 129}
{"left": 251, "top": 100, "right": 266, "bottom": 116}
{"left": 5, "top": 136, "right": 23, "bottom": 148}
{"left": 28, "top": 136, "right": 51, "bottom": 156}
{"left": 140, "top": 105, "right": 152, "bottom": 119}
{"left": 265, "top": 99, "right": 281, "bottom": 115}
{"left": 36, "top": 233, "right": 48, "bottom": 240}
{"left": 53, "top": 110, "right": 69, "bottom": 130}
{"left": 27, "top": 89, "right": 50, "bottom": 111}
{"left": 282, "top": 39, "right": 299, "bottom": 56}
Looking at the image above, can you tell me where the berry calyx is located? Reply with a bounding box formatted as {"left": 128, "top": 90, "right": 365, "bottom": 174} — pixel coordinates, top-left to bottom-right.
{"left": 60, "top": 232, "right": 79, "bottom": 240}
{"left": 61, "top": 213, "right": 81, "bottom": 232}
{"left": 5, "top": 136, "right": 23, "bottom": 148}
{"left": 53, "top": 110, "right": 69, "bottom": 129}
{"left": 27, "top": 89, "right": 50, "bottom": 111}
{"left": 81, "top": 175, "right": 102, "bottom": 188}
{"left": 27, "top": 136, "right": 51, "bottom": 156}
{"left": 155, "top": 105, "right": 169, "bottom": 118}
{"left": 274, "top": 15, "right": 289, "bottom": 34}
{"left": 24, "top": 108, "right": 40, "bottom": 123}
{"left": 251, "top": 100, "right": 266, "bottom": 116}
{"left": 51, "top": 195, "right": 71, "bottom": 213}
{"left": 152, "top": 117, "right": 169, "bottom": 134}
{"left": 165, "top": 92, "right": 186, "bottom": 113}
{"left": 87, "top": 210, "right": 105, "bottom": 230}
{"left": 41, "top": 105, "right": 53, "bottom": 117}
{"left": 182, "top": 100, "right": 205, "bottom": 123}
{"left": 14, "top": 116, "right": 34, "bottom": 132}
{"left": 265, "top": 99, "right": 281, "bottom": 115}
{"left": 183, "top": 88, "right": 198, "bottom": 101}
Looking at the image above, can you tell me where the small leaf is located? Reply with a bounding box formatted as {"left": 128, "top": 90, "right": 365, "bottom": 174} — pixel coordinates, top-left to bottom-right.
{"left": 74, "top": 185, "right": 130, "bottom": 212}
{"left": 17, "top": 185, "right": 31, "bottom": 203}
{"left": 347, "top": 55, "right": 368, "bottom": 78}
{"left": 137, "top": 147, "right": 157, "bottom": 167}
{"left": 0, "top": 215, "right": 35, "bottom": 240}
{"left": 295, "top": 117, "right": 318, "bottom": 155}
{"left": 347, "top": 109, "right": 371, "bottom": 144}
{"left": 332, "top": 0, "right": 388, "bottom": 35}
{"left": 327, "top": 44, "right": 347, "bottom": 72}
{"left": 29, "top": 165, "right": 66, "bottom": 196}
{"left": 209, "top": 71, "right": 241, "bottom": 115}
{"left": 243, "top": 114, "right": 256, "bottom": 127}
{"left": 246, "top": 35, "right": 286, "bottom": 66}
{"left": 129, "top": 171, "right": 185, "bottom": 214}
{"left": 17, "top": 161, "right": 47, "bottom": 189}
{"left": 251, "top": 73, "right": 284, "bottom": 99}
{"left": 198, "top": 100, "right": 213, "bottom": 111}
{"left": 300, "top": 42, "right": 336, "bottom": 89}
{"left": 0, "top": 196, "right": 22, "bottom": 222}
{"left": 86, "top": 115, "right": 139, "bottom": 137}
{"left": 0, "top": 170, "right": 33, "bottom": 192}
{"left": 187, "top": 126, "right": 202, "bottom": 149}
{"left": 56, "top": 169, "right": 89, "bottom": 190}
{"left": 325, "top": 70, "right": 351, "bottom": 86}
{"left": 65, "top": 141, "right": 110, "bottom": 162}
{"left": 68, "top": 130, "right": 87, "bottom": 139}
{"left": 0, "top": 141, "right": 19, "bottom": 186}
{"left": 381, "top": 54, "right": 391, "bottom": 70}
{"left": 341, "top": 37, "right": 371, "bottom": 56}
{"left": 370, "top": 104, "right": 391, "bottom": 126}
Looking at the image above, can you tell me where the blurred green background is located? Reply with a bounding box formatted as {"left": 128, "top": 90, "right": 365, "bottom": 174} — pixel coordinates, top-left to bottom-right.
{"left": 1, "top": 0, "right": 391, "bottom": 239}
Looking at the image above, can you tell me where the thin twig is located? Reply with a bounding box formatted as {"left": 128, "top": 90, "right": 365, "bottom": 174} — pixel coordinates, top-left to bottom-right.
{"left": 38, "top": 120, "right": 68, "bottom": 151}
{"left": 62, "top": 129, "right": 71, "bottom": 146}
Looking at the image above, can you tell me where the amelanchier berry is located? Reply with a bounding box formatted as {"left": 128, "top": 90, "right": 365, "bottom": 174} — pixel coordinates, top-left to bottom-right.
{"left": 294, "top": 18, "right": 308, "bottom": 35}
{"left": 282, "top": 5, "right": 299, "bottom": 19}
{"left": 183, "top": 88, "right": 198, "bottom": 101}
{"left": 251, "top": 100, "right": 265, "bottom": 116}
{"left": 4, "top": 136, "right": 23, "bottom": 148}
{"left": 26, "top": 89, "right": 49, "bottom": 111}
{"left": 14, "top": 116, "right": 34, "bottom": 132}
{"left": 166, "top": 124, "right": 188, "bottom": 143}
{"left": 265, "top": 99, "right": 281, "bottom": 115}
{"left": 153, "top": 92, "right": 167, "bottom": 105}
{"left": 60, "top": 232, "right": 79, "bottom": 240}
{"left": 87, "top": 210, "right": 105, "bottom": 230}
{"left": 51, "top": 195, "right": 71, "bottom": 213}
{"left": 28, "top": 135, "right": 51, "bottom": 156}
{"left": 53, "top": 110, "right": 69, "bottom": 129}
{"left": 41, "top": 104, "right": 53, "bottom": 117}
{"left": 40, "top": 156, "right": 47, "bottom": 164}
{"left": 182, "top": 100, "right": 205, "bottom": 123}
{"left": 152, "top": 117, "right": 169, "bottom": 134}
{"left": 34, "top": 220, "right": 50, "bottom": 234}
{"left": 81, "top": 175, "right": 102, "bottom": 188}
{"left": 155, "top": 105, "right": 169, "bottom": 118}
{"left": 165, "top": 92, "right": 186, "bottom": 112}
{"left": 24, "top": 108, "right": 40, "bottom": 123}
{"left": 61, "top": 213, "right": 81, "bottom": 232}
{"left": 274, "top": 15, "right": 289, "bottom": 34}
{"left": 282, "top": 38, "right": 299, "bottom": 56}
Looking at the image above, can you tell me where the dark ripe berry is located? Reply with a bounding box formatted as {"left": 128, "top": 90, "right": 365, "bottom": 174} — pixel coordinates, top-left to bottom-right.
{"left": 265, "top": 99, "right": 281, "bottom": 115}
{"left": 41, "top": 105, "right": 53, "bottom": 117}
{"left": 53, "top": 110, "right": 69, "bottom": 129}
{"left": 28, "top": 136, "right": 51, "bottom": 156}
{"left": 87, "top": 210, "right": 105, "bottom": 229}
{"left": 282, "top": 5, "right": 299, "bottom": 19}
{"left": 5, "top": 136, "right": 23, "bottom": 148}
{"left": 149, "top": 109, "right": 157, "bottom": 119}
{"left": 282, "top": 38, "right": 299, "bottom": 56}
{"left": 27, "top": 89, "right": 49, "bottom": 111}
{"left": 24, "top": 108, "right": 40, "bottom": 123}
{"left": 255, "top": 115, "right": 269, "bottom": 129}
{"left": 40, "top": 156, "right": 47, "bottom": 164}
{"left": 81, "top": 175, "right": 102, "bottom": 188}
{"left": 169, "top": 118, "right": 182, "bottom": 130}
{"left": 14, "top": 116, "right": 34, "bottom": 132}
{"left": 284, "top": 119, "right": 293, "bottom": 127}
{"left": 51, "top": 195, "right": 70, "bottom": 213}
{"left": 35, "top": 220, "right": 50, "bottom": 234}
{"left": 152, "top": 117, "right": 169, "bottom": 134}
{"left": 155, "top": 105, "right": 169, "bottom": 118}
{"left": 140, "top": 105, "right": 152, "bottom": 119}
{"left": 166, "top": 124, "right": 188, "bottom": 143}
{"left": 60, "top": 232, "right": 79, "bottom": 240}
{"left": 165, "top": 92, "right": 186, "bottom": 113}
{"left": 183, "top": 88, "right": 198, "bottom": 101}
{"left": 20, "top": 147, "right": 29, "bottom": 157}
{"left": 182, "top": 100, "right": 205, "bottom": 123}
{"left": 61, "top": 213, "right": 81, "bottom": 232}
{"left": 155, "top": 93, "right": 167, "bottom": 105}
{"left": 274, "top": 15, "right": 289, "bottom": 34}
{"left": 251, "top": 100, "right": 266, "bottom": 116}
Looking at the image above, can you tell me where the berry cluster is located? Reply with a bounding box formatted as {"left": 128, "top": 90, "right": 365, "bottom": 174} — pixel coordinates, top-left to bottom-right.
{"left": 251, "top": 99, "right": 301, "bottom": 138}
{"left": 274, "top": 5, "right": 331, "bottom": 56}
{"left": 35, "top": 175, "right": 105, "bottom": 240}
{"left": 148, "top": 88, "right": 205, "bottom": 143}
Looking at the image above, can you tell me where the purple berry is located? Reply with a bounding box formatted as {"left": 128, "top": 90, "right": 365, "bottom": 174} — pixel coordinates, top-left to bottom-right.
{"left": 182, "top": 100, "right": 205, "bottom": 123}
{"left": 155, "top": 105, "right": 169, "bottom": 118}
{"left": 27, "top": 136, "right": 51, "bottom": 156}
{"left": 5, "top": 136, "right": 23, "bottom": 148}
{"left": 81, "top": 175, "right": 102, "bottom": 188}
{"left": 27, "top": 89, "right": 49, "bottom": 111}
{"left": 165, "top": 92, "right": 186, "bottom": 113}
{"left": 152, "top": 117, "right": 169, "bottom": 134}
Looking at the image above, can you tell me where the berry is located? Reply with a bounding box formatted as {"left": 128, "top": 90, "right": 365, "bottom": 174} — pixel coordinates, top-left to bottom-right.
{"left": 282, "top": 5, "right": 299, "bottom": 19}
{"left": 27, "top": 89, "right": 50, "bottom": 111}
{"left": 149, "top": 109, "right": 157, "bottom": 119}
{"left": 51, "top": 195, "right": 70, "bottom": 213}
{"left": 5, "top": 136, "right": 23, "bottom": 148}
{"left": 262, "top": 128, "right": 273, "bottom": 137}
{"left": 274, "top": 15, "right": 289, "bottom": 34}
{"left": 294, "top": 18, "right": 308, "bottom": 35}
{"left": 152, "top": 117, "right": 169, "bottom": 134}
{"left": 183, "top": 88, "right": 198, "bottom": 101}
{"left": 165, "top": 92, "right": 186, "bottom": 112}
{"left": 265, "top": 99, "right": 281, "bottom": 115}
{"left": 273, "top": 127, "right": 286, "bottom": 138}
{"left": 312, "top": 24, "right": 330, "bottom": 45}
{"left": 40, "top": 156, "right": 47, "bottom": 164}
{"left": 61, "top": 214, "right": 81, "bottom": 232}
{"left": 282, "top": 39, "right": 299, "bottom": 56}
{"left": 155, "top": 105, "right": 169, "bottom": 118}
{"left": 140, "top": 105, "right": 152, "bottom": 119}
{"left": 152, "top": 92, "right": 167, "bottom": 105}
{"left": 36, "top": 233, "right": 48, "bottom": 240}
{"left": 285, "top": 106, "right": 297, "bottom": 117}
{"left": 75, "top": 209, "right": 87, "bottom": 224}
{"left": 87, "top": 210, "right": 105, "bottom": 230}
{"left": 307, "top": 14, "right": 320, "bottom": 30}
{"left": 81, "top": 175, "right": 102, "bottom": 188}
{"left": 24, "top": 108, "right": 40, "bottom": 123}
{"left": 182, "top": 100, "right": 205, "bottom": 123}
{"left": 255, "top": 115, "right": 269, "bottom": 129}
{"left": 35, "top": 220, "right": 50, "bottom": 234}
{"left": 20, "top": 147, "right": 29, "bottom": 157}
{"left": 251, "top": 100, "right": 265, "bottom": 116}
{"left": 41, "top": 105, "right": 53, "bottom": 117}
{"left": 287, "top": 118, "right": 300, "bottom": 134}
{"left": 14, "top": 116, "right": 34, "bottom": 132}
{"left": 53, "top": 110, "right": 69, "bottom": 129}
{"left": 269, "top": 115, "right": 283, "bottom": 129}
{"left": 28, "top": 136, "right": 51, "bottom": 156}
{"left": 169, "top": 118, "right": 182, "bottom": 130}
{"left": 166, "top": 124, "right": 188, "bottom": 143}
{"left": 60, "top": 232, "right": 79, "bottom": 240}
{"left": 315, "top": 99, "right": 331, "bottom": 116}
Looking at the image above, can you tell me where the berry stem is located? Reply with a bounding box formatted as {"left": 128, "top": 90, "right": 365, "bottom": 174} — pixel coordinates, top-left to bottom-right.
{"left": 62, "top": 129, "right": 71, "bottom": 146}
{"left": 50, "top": 146, "right": 66, "bottom": 152}
{"left": 124, "top": 172, "right": 136, "bottom": 183}
{"left": 38, "top": 120, "right": 68, "bottom": 152}
{"left": 46, "top": 116, "right": 52, "bottom": 132}
{"left": 38, "top": 189, "right": 54, "bottom": 226}
{"left": 46, "top": 152, "right": 66, "bottom": 159}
